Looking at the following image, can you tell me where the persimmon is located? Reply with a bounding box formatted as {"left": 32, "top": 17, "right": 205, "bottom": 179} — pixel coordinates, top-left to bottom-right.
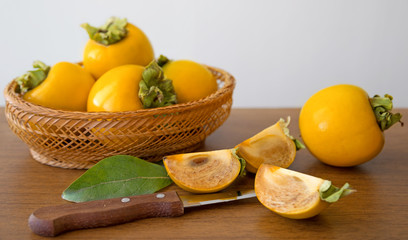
{"left": 19, "top": 61, "right": 95, "bottom": 111}
{"left": 161, "top": 58, "right": 218, "bottom": 104}
{"left": 299, "top": 84, "right": 403, "bottom": 167}
{"left": 87, "top": 64, "right": 145, "bottom": 112}
{"left": 82, "top": 17, "right": 154, "bottom": 79}
{"left": 87, "top": 61, "right": 176, "bottom": 112}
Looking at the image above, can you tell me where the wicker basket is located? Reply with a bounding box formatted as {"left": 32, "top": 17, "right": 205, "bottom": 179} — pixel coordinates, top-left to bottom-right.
{"left": 4, "top": 66, "right": 235, "bottom": 169}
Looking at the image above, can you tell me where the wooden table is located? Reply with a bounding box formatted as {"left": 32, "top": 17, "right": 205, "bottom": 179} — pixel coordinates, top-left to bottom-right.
{"left": 1, "top": 108, "right": 407, "bottom": 239}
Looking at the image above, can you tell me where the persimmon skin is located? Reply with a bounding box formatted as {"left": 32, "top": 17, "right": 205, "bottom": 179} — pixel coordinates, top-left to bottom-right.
{"left": 299, "top": 84, "right": 384, "bottom": 167}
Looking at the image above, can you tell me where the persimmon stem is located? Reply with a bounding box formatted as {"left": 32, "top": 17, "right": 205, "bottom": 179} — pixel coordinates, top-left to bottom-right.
{"left": 369, "top": 94, "right": 403, "bottom": 131}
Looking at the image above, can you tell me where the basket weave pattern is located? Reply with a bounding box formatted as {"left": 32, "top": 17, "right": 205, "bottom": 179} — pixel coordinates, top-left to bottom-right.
{"left": 4, "top": 66, "right": 235, "bottom": 169}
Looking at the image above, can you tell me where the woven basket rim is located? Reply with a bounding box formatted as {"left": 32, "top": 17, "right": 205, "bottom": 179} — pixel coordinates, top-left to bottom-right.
{"left": 4, "top": 65, "right": 235, "bottom": 119}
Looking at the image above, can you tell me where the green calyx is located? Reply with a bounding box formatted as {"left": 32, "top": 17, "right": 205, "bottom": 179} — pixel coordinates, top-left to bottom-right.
{"left": 369, "top": 94, "right": 403, "bottom": 131}
{"left": 81, "top": 17, "right": 128, "bottom": 45}
{"left": 279, "top": 117, "right": 305, "bottom": 151}
{"left": 231, "top": 148, "right": 247, "bottom": 177}
{"left": 319, "top": 180, "right": 355, "bottom": 203}
{"left": 139, "top": 60, "right": 177, "bottom": 108}
{"left": 14, "top": 60, "right": 50, "bottom": 94}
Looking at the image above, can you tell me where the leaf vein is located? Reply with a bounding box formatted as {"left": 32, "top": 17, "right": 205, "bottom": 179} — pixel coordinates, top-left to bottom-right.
{"left": 73, "top": 176, "right": 171, "bottom": 193}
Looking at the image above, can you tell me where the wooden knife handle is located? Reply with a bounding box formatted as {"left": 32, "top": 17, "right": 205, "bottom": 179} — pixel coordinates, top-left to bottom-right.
{"left": 28, "top": 191, "right": 184, "bottom": 237}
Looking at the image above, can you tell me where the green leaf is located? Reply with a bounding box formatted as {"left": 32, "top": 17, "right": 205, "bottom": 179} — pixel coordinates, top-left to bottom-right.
{"left": 62, "top": 155, "right": 173, "bottom": 203}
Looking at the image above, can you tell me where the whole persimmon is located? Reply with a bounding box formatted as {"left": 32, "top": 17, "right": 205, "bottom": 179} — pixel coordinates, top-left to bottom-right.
{"left": 161, "top": 58, "right": 218, "bottom": 104}
{"left": 299, "top": 84, "right": 403, "bottom": 167}
{"left": 82, "top": 17, "right": 154, "bottom": 79}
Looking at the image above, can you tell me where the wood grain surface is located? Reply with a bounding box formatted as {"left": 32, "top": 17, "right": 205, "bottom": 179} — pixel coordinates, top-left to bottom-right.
{"left": 1, "top": 108, "right": 407, "bottom": 240}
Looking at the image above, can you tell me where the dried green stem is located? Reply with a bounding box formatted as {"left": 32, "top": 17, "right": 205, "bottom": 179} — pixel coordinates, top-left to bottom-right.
{"left": 14, "top": 61, "right": 50, "bottom": 94}
{"left": 231, "top": 148, "right": 247, "bottom": 176}
{"left": 139, "top": 61, "right": 177, "bottom": 108}
{"left": 319, "top": 180, "right": 355, "bottom": 203}
{"left": 81, "top": 17, "right": 127, "bottom": 45}
{"left": 279, "top": 117, "right": 305, "bottom": 151}
{"left": 369, "top": 94, "right": 403, "bottom": 131}
{"left": 157, "top": 55, "right": 170, "bottom": 67}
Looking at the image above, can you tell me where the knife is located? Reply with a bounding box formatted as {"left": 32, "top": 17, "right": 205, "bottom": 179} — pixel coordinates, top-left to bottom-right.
{"left": 29, "top": 189, "right": 256, "bottom": 237}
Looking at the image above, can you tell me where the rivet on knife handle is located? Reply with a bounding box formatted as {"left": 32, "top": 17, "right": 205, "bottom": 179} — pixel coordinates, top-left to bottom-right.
{"left": 28, "top": 191, "right": 184, "bottom": 237}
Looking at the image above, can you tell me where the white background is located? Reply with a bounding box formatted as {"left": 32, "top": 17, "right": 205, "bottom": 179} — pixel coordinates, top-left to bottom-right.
{"left": 1, "top": 0, "right": 407, "bottom": 108}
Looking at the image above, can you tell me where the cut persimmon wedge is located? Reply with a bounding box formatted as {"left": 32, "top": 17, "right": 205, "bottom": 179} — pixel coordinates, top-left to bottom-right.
{"left": 255, "top": 164, "right": 354, "bottom": 219}
{"left": 235, "top": 117, "right": 303, "bottom": 173}
{"left": 163, "top": 149, "right": 243, "bottom": 193}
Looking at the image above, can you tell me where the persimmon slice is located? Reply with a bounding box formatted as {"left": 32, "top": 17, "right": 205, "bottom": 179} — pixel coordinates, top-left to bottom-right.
{"left": 255, "top": 164, "right": 354, "bottom": 219}
{"left": 235, "top": 118, "right": 297, "bottom": 173}
{"left": 163, "top": 149, "right": 241, "bottom": 193}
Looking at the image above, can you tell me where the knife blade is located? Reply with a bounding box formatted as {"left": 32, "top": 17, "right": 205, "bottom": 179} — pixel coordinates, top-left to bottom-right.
{"left": 29, "top": 189, "right": 256, "bottom": 237}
